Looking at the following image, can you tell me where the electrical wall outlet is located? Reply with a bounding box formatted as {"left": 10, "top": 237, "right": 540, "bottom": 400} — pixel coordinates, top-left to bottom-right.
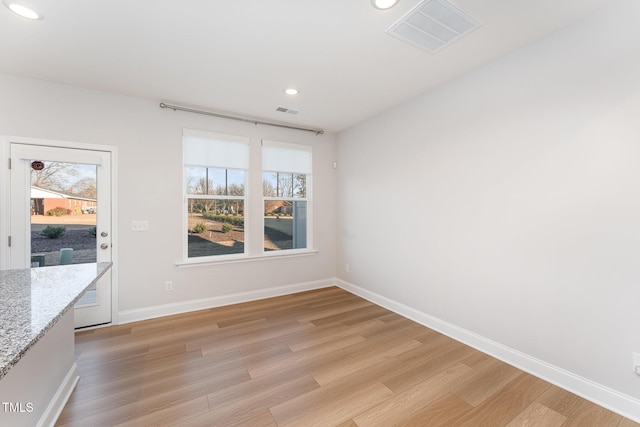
{"left": 633, "top": 352, "right": 640, "bottom": 375}
{"left": 345, "top": 264, "right": 350, "bottom": 273}
{"left": 165, "top": 281, "right": 173, "bottom": 291}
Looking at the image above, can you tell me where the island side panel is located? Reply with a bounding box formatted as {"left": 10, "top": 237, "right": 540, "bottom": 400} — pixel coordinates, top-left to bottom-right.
{"left": 0, "top": 310, "right": 77, "bottom": 427}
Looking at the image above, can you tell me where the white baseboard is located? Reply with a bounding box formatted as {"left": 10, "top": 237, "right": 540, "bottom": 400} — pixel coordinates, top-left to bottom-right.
{"left": 336, "top": 278, "right": 640, "bottom": 423}
{"left": 118, "top": 278, "right": 335, "bottom": 324}
{"left": 37, "top": 363, "right": 79, "bottom": 427}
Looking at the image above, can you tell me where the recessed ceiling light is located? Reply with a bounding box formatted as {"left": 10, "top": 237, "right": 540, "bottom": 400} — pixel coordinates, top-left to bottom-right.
{"left": 2, "top": 0, "right": 43, "bottom": 20}
{"left": 372, "top": 0, "right": 399, "bottom": 10}
{"left": 284, "top": 88, "right": 299, "bottom": 96}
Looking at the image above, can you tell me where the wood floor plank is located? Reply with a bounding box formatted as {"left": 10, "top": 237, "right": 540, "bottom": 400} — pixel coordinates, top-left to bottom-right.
{"left": 282, "top": 382, "right": 394, "bottom": 427}
{"left": 75, "top": 347, "right": 242, "bottom": 394}
{"left": 353, "top": 363, "right": 475, "bottom": 426}
{"left": 295, "top": 299, "right": 374, "bottom": 323}
{"left": 314, "top": 292, "right": 366, "bottom": 310}
{"left": 308, "top": 303, "right": 389, "bottom": 327}
{"left": 505, "top": 401, "right": 567, "bottom": 427}
{"left": 453, "top": 372, "right": 551, "bottom": 426}
{"left": 176, "top": 407, "right": 279, "bottom": 427}
{"left": 74, "top": 325, "right": 132, "bottom": 343}
{"left": 312, "top": 338, "right": 422, "bottom": 385}
{"left": 173, "top": 375, "right": 319, "bottom": 426}
{"left": 394, "top": 332, "right": 462, "bottom": 363}
{"left": 287, "top": 319, "right": 386, "bottom": 353}
{"left": 59, "top": 367, "right": 252, "bottom": 426}
{"left": 57, "top": 387, "right": 141, "bottom": 426}
{"left": 57, "top": 363, "right": 250, "bottom": 425}
{"left": 231, "top": 409, "right": 279, "bottom": 427}
{"left": 197, "top": 319, "right": 316, "bottom": 356}
{"left": 247, "top": 334, "right": 367, "bottom": 378}
{"left": 269, "top": 357, "right": 403, "bottom": 425}
{"left": 358, "top": 315, "right": 425, "bottom": 339}
{"left": 555, "top": 406, "right": 624, "bottom": 427}
{"left": 382, "top": 338, "right": 476, "bottom": 394}
{"left": 113, "top": 395, "right": 210, "bottom": 427}
{"left": 536, "top": 385, "right": 630, "bottom": 426}
{"left": 239, "top": 320, "right": 350, "bottom": 355}
{"left": 238, "top": 342, "right": 293, "bottom": 366}
{"left": 393, "top": 393, "right": 474, "bottom": 427}
{"left": 458, "top": 348, "right": 499, "bottom": 369}
{"left": 452, "top": 358, "right": 522, "bottom": 406}
{"left": 55, "top": 287, "right": 640, "bottom": 427}
{"left": 76, "top": 342, "right": 150, "bottom": 364}
{"left": 205, "top": 371, "right": 320, "bottom": 414}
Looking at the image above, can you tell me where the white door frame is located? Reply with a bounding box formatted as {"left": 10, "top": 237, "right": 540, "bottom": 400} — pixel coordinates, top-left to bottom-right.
{"left": 0, "top": 135, "right": 119, "bottom": 325}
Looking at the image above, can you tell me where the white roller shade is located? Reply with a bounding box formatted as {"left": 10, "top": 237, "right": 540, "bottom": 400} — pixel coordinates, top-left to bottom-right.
{"left": 262, "top": 140, "right": 312, "bottom": 174}
{"left": 183, "top": 129, "right": 249, "bottom": 169}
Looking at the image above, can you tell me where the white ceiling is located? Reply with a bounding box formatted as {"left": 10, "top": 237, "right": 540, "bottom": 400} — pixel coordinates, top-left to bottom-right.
{"left": 0, "top": 0, "right": 614, "bottom": 133}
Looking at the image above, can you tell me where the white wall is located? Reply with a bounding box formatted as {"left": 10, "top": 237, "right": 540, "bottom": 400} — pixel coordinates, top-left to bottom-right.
{"left": 0, "top": 73, "right": 337, "bottom": 316}
{"left": 337, "top": 0, "right": 640, "bottom": 417}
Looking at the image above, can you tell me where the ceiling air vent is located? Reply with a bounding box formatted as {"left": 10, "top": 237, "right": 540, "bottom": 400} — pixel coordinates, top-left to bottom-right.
{"left": 386, "top": 0, "right": 481, "bottom": 54}
{"left": 276, "top": 106, "right": 299, "bottom": 115}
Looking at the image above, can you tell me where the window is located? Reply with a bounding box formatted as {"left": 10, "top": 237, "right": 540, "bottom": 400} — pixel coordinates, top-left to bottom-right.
{"left": 184, "top": 130, "right": 249, "bottom": 259}
{"left": 262, "top": 140, "right": 312, "bottom": 252}
{"left": 182, "top": 131, "right": 313, "bottom": 263}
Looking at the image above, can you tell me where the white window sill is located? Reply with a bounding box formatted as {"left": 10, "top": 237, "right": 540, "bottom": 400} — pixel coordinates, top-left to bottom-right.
{"left": 175, "top": 249, "right": 318, "bottom": 268}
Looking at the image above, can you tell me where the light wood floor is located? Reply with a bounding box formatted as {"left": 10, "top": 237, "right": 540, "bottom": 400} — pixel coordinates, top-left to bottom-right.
{"left": 57, "top": 287, "right": 639, "bottom": 426}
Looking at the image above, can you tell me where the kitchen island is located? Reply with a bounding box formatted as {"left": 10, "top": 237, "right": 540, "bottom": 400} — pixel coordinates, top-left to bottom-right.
{"left": 0, "top": 262, "right": 111, "bottom": 427}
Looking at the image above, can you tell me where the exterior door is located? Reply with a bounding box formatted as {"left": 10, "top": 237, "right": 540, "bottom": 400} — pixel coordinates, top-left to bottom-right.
{"left": 9, "top": 142, "right": 112, "bottom": 328}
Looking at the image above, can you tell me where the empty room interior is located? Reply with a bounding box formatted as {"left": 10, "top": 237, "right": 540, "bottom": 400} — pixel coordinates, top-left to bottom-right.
{"left": 1, "top": 0, "right": 640, "bottom": 425}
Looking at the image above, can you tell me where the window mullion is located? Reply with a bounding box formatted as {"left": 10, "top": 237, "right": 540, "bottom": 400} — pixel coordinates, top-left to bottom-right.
{"left": 247, "top": 139, "right": 263, "bottom": 257}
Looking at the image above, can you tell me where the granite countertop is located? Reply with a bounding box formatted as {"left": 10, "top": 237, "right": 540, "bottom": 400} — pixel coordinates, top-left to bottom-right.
{"left": 0, "top": 262, "right": 112, "bottom": 380}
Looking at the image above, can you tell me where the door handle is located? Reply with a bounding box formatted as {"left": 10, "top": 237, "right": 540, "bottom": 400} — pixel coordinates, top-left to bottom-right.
{"left": 100, "top": 243, "right": 109, "bottom": 250}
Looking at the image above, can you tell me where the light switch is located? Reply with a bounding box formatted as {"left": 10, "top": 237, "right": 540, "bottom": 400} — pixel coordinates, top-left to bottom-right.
{"left": 131, "top": 220, "right": 149, "bottom": 232}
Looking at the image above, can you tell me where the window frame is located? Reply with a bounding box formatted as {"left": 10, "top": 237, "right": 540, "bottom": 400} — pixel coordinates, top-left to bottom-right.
{"left": 261, "top": 139, "right": 313, "bottom": 255}
{"left": 179, "top": 131, "right": 315, "bottom": 266}
{"left": 183, "top": 130, "right": 250, "bottom": 262}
